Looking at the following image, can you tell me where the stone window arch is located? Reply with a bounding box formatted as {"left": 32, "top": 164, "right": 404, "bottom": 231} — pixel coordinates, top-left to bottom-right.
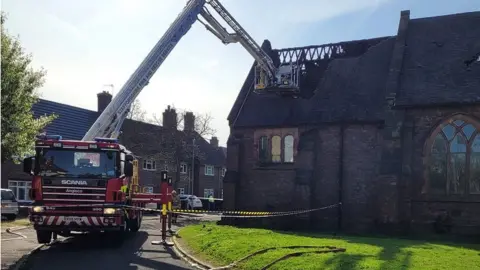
{"left": 426, "top": 115, "right": 480, "bottom": 195}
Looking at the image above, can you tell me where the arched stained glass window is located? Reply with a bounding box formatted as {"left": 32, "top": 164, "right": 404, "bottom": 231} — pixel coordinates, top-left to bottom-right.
{"left": 284, "top": 135, "right": 294, "bottom": 163}
{"left": 258, "top": 136, "right": 268, "bottom": 162}
{"left": 429, "top": 118, "right": 480, "bottom": 194}
{"left": 271, "top": 136, "right": 281, "bottom": 163}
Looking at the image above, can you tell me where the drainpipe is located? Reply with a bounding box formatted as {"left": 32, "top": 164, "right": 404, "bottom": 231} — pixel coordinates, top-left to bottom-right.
{"left": 337, "top": 124, "right": 345, "bottom": 231}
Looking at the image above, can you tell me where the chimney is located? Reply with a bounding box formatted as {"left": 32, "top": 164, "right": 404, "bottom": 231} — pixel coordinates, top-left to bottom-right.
{"left": 184, "top": 112, "right": 195, "bottom": 132}
{"left": 210, "top": 136, "right": 219, "bottom": 148}
{"left": 162, "top": 105, "right": 178, "bottom": 129}
{"left": 97, "top": 91, "right": 112, "bottom": 113}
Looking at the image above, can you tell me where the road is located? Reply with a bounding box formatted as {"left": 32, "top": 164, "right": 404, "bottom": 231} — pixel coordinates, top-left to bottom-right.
{"left": 21, "top": 214, "right": 219, "bottom": 270}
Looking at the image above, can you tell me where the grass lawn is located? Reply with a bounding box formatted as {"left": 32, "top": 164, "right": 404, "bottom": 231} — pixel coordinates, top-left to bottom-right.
{"left": 177, "top": 222, "right": 480, "bottom": 270}
{"left": 1, "top": 217, "right": 31, "bottom": 228}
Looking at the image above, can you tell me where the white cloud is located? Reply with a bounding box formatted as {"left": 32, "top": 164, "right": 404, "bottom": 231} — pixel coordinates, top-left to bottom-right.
{"left": 3, "top": 0, "right": 390, "bottom": 146}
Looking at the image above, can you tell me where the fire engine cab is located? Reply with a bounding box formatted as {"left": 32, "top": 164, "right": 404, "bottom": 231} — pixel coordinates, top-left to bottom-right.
{"left": 24, "top": 135, "right": 143, "bottom": 244}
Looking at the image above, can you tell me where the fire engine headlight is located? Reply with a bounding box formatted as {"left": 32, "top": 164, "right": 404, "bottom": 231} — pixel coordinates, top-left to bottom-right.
{"left": 32, "top": 206, "right": 44, "bottom": 213}
{"left": 103, "top": 208, "right": 116, "bottom": 215}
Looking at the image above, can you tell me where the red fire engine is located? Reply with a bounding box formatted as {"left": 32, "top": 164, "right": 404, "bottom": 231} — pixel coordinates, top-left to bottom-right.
{"left": 24, "top": 0, "right": 301, "bottom": 244}
{"left": 24, "top": 135, "right": 163, "bottom": 244}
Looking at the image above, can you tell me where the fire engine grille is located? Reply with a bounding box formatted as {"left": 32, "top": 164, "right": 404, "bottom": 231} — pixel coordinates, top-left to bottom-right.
{"left": 43, "top": 205, "right": 104, "bottom": 212}
{"left": 41, "top": 179, "right": 107, "bottom": 203}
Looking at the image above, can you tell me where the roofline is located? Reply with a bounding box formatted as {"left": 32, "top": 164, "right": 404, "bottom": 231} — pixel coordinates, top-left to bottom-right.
{"left": 273, "top": 36, "right": 394, "bottom": 53}
{"left": 36, "top": 98, "right": 98, "bottom": 114}
{"left": 409, "top": 10, "right": 480, "bottom": 21}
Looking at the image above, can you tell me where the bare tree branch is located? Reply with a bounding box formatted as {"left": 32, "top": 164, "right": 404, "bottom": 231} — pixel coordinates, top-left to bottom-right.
{"left": 126, "top": 100, "right": 147, "bottom": 122}
{"left": 194, "top": 112, "right": 216, "bottom": 137}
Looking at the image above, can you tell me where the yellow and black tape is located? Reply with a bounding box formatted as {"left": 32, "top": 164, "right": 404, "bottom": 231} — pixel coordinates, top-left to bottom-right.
{"left": 21, "top": 203, "right": 341, "bottom": 219}
{"left": 170, "top": 209, "right": 274, "bottom": 215}
{"left": 123, "top": 203, "right": 340, "bottom": 218}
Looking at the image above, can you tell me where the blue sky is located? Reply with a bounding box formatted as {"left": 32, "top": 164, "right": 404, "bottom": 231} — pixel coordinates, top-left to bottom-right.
{"left": 3, "top": 0, "right": 478, "bottom": 146}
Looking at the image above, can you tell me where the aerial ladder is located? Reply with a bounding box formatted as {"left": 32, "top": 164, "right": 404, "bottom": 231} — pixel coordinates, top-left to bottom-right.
{"left": 82, "top": 0, "right": 300, "bottom": 141}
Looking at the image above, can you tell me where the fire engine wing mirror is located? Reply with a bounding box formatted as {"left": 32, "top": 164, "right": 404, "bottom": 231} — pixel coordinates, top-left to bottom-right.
{"left": 124, "top": 162, "right": 134, "bottom": 177}
{"left": 23, "top": 157, "right": 33, "bottom": 175}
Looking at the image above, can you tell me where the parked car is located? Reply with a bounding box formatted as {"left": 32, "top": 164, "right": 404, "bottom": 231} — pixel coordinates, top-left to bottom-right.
{"left": 1, "top": 188, "right": 19, "bottom": 221}
{"left": 179, "top": 194, "right": 203, "bottom": 210}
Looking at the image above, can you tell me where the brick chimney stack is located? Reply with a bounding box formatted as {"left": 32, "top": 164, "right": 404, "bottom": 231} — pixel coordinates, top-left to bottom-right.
{"left": 162, "top": 105, "right": 178, "bottom": 129}
{"left": 97, "top": 91, "right": 112, "bottom": 113}
{"left": 210, "top": 136, "right": 219, "bottom": 148}
{"left": 184, "top": 112, "right": 195, "bottom": 132}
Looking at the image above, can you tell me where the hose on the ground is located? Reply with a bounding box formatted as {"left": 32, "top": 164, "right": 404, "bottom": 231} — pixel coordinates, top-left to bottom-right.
{"left": 209, "top": 245, "right": 347, "bottom": 270}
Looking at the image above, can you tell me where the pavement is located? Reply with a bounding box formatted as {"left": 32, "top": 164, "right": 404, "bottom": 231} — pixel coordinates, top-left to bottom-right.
{"left": 1, "top": 214, "right": 220, "bottom": 270}
{"left": 1, "top": 225, "right": 44, "bottom": 270}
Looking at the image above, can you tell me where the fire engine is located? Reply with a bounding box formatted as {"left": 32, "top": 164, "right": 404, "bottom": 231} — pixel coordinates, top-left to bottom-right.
{"left": 24, "top": 0, "right": 301, "bottom": 244}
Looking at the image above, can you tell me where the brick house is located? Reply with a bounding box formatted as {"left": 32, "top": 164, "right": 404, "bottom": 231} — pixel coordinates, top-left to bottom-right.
{"left": 223, "top": 10, "right": 480, "bottom": 236}
{"left": 1, "top": 92, "right": 226, "bottom": 203}
{"left": 120, "top": 104, "right": 227, "bottom": 198}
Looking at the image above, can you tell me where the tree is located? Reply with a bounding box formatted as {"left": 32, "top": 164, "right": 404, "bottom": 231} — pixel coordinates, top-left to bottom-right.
{"left": 150, "top": 106, "right": 216, "bottom": 138}
{"left": 126, "top": 99, "right": 147, "bottom": 122}
{"left": 1, "top": 12, "right": 56, "bottom": 163}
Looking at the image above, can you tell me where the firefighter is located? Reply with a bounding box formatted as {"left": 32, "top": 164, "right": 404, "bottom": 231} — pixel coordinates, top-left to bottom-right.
{"left": 171, "top": 190, "right": 181, "bottom": 224}
{"left": 208, "top": 194, "right": 215, "bottom": 211}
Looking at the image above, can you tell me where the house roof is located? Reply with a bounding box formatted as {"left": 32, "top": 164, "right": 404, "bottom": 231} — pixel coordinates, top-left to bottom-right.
{"left": 228, "top": 10, "right": 480, "bottom": 129}
{"left": 396, "top": 11, "right": 480, "bottom": 106}
{"left": 32, "top": 99, "right": 226, "bottom": 167}
{"left": 32, "top": 99, "right": 98, "bottom": 140}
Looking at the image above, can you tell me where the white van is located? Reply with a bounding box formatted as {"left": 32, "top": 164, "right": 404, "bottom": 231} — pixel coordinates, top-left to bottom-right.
{"left": 1, "top": 188, "right": 19, "bottom": 221}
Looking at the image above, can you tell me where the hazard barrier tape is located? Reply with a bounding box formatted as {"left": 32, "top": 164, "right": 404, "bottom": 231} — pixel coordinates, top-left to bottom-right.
{"left": 20, "top": 202, "right": 340, "bottom": 218}
{"left": 122, "top": 203, "right": 340, "bottom": 218}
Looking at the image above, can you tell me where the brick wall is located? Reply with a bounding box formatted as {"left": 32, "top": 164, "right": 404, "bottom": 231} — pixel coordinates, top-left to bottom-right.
{"left": 226, "top": 109, "right": 480, "bottom": 236}
{"left": 227, "top": 125, "right": 384, "bottom": 231}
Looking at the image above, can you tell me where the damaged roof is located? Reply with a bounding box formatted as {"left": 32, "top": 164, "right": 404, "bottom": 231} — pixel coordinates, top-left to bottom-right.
{"left": 229, "top": 36, "right": 393, "bottom": 127}
{"left": 228, "top": 10, "right": 480, "bottom": 128}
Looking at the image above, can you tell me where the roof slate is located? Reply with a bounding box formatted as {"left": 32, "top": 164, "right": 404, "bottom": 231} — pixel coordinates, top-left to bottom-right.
{"left": 32, "top": 99, "right": 98, "bottom": 140}
{"left": 396, "top": 11, "right": 480, "bottom": 106}
{"left": 31, "top": 99, "right": 225, "bottom": 167}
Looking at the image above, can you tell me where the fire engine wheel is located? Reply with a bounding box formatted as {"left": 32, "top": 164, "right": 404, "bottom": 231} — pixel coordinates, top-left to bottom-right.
{"left": 36, "top": 230, "right": 52, "bottom": 244}
{"left": 128, "top": 211, "right": 142, "bottom": 233}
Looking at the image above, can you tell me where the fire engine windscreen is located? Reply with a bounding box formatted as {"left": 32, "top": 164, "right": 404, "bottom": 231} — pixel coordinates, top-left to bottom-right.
{"left": 38, "top": 149, "right": 117, "bottom": 178}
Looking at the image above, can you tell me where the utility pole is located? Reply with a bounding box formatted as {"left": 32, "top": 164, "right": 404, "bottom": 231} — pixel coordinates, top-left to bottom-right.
{"left": 191, "top": 138, "right": 195, "bottom": 195}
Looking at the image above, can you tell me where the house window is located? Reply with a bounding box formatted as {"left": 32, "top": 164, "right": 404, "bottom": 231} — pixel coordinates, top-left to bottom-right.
{"left": 178, "top": 188, "right": 185, "bottom": 195}
{"left": 221, "top": 167, "right": 226, "bottom": 177}
{"left": 284, "top": 135, "right": 294, "bottom": 163}
{"left": 205, "top": 165, "right": 214, "bottom": 176}
{"left": 143, "top": 159, "right": 156, "bottom": 171}
{"left": 428, "top": 117, "right": 480, "bottom": 195}
{"left": 204, "top": 188, "right": 214, "bottom": 198}
{"left": 258, "top": 136, "right": 268, "bottom": 162}
{"left": 271, "top": 135, "right": 281, "bottom": 163}
{"left": 8, "top": 180, "right": 32, "bottom": 202}
{"left": 180, "top": 163, "right": 187, "bottom": 174}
